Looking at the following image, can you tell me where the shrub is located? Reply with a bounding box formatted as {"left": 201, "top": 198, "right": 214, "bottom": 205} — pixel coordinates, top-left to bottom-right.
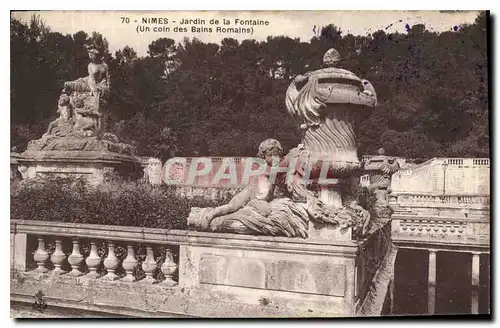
{"left": 11, "top": 176, "right": 232, "bottom": 229}
{"left": 355, "top": 186, "right": 379, "bottom": 219}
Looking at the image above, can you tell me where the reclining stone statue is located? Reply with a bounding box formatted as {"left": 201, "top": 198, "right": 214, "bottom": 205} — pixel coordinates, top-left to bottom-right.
{"left": 188, "top": 138, "right": 372, "bottom": 238}
{"left": 188, "top": 139, "right": 310, "bottom": 237}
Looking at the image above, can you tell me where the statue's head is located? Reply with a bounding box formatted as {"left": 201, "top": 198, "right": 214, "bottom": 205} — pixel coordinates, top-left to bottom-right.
{"left": 71, "top": 97, "right": 85, "bottom": 109}
{"left": 257, "top": 139, "right": 283, "bottom": 165}
{"left": 87, "top": 48, "right": 101, "bottom": 61}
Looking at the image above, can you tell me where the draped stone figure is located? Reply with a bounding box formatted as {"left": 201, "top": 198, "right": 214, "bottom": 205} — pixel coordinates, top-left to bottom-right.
{"left": 63, "top": 47, "right": 111, "bottom": 100}
{"left": 188, "top": 139, "right": 310, "bottom": 238}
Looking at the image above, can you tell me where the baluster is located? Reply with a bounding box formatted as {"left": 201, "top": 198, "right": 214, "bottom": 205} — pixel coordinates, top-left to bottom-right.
{"left": 121, "top": 245, "right": 138, "bottom": 282}
{"left": 160, "top": 247, "right": 178, "bottom": 286}
{"left": 141, "top": 246, "right": 157, "bottom": 284}
{"left": 67, "top": 238, "right": 84, "bottom": 276}
{"left": 50, "top": 239, "right": 67, "bottom": 275}
{"left": 102, "top": 242, "right": 119, "bottom": 280}
{"left": 33, "top": 237, "right": 49, "bottom": 273}
{"left": 84, "top": 241, "right": 102, "bottom": 279}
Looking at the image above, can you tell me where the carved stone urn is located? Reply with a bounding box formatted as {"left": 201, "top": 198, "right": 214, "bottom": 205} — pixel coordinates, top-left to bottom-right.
{"left": 285, "top": 49, "right": 377, "bottom": 209}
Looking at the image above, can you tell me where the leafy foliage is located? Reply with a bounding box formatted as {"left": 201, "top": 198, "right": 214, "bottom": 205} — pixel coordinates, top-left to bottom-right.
{"left": 11, "top": 176, "right": 231, "bottom": 229}
{"left": 11, "top": 13, "right": 489, "bottom": 159}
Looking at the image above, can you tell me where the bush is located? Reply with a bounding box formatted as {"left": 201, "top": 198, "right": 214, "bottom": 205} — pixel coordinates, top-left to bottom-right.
{"left": 10, "top": 176, "right": 232, "bottom": 229}
{"left": 355, "top": 186, "right": 378, "bottom": 219}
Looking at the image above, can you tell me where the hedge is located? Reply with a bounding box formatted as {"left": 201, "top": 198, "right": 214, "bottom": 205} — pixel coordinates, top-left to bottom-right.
{"left": 11, "top": 176, "right": 232, "bottom": 230}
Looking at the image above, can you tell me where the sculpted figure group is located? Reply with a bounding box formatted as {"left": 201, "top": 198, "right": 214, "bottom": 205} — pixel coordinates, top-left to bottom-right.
{"left": 26, "top": 46, "right": 131, "bottom": 153}
{"left": 188, "top": 49, "right": 389, "bottom": 240}
{"left": 40, "top": 46, "right": 109, "bottom": 140}
{"left": 188, "top": 138, "right": 372, "bottom": 239}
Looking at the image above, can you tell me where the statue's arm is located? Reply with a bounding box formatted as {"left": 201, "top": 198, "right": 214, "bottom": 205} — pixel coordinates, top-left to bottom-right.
{"left": 43, "top": 120, "right": 58, "bottom": 136}
{"left": 210, "top": 187, "right": 252, "bottom": 218}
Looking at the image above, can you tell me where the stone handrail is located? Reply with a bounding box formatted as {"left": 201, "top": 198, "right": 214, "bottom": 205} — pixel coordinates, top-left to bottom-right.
{"left": 391, "top": 215, "right": 490, "bottom": 249}
{"left": 11, "top": 220, "right": 363, "bottom": 278}
{"left": 396, "top": 157, "right": 490, "bottom": 176}
{"left": 11, "top": 219, "right": 362, "bottom": 249}
{"left": 389, "top": 193, "right": 490, "bottom": 206}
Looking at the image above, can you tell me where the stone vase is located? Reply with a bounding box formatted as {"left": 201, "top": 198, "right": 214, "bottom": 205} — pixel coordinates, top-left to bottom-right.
{"left": 67, "top": 238, "right": 84, "bottom": 276}
{"left": 102, "top": 242, "right": 119, "bottom": 280}
{"left": 84, "top": 241, "right": 102, "bottom": 279}
{"left": 161, "top": 248, "right": 178, "bottom": 286}
{"left": 50, "top": 239, "right": 67, "bottom": 275}
{"left": 121, "top": 245, "right": 137, "bottom": 282}
{"left": 33, "top": 237, "right": 49, "bottom": 273}
{"left": 141, "top": 246, "right": 157, "bottom": 284}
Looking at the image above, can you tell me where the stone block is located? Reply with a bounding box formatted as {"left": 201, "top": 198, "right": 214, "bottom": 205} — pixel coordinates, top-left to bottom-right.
{"left": 11, "top": 233, "right": 27, "bottom": 272}
{"left": 199, "top": 254, "right": 346, "bottom": 297}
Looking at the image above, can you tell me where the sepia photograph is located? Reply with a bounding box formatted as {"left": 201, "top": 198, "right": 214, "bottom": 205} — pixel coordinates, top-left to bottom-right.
{"left": 9, "top": 9, "right": 490, "bottom": 319}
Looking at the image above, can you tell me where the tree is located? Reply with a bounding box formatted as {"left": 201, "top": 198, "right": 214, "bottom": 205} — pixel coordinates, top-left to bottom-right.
{"left": 11, "top": 12, "right": 489, "bottom": 160}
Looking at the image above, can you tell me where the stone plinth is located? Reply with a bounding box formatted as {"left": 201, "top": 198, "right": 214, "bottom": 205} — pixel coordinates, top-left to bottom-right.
{"left": 16, "top": 150, "right": 143, "bottom": 185}
{"left": 179, "top": 231, "right": 371, "bottom": 316}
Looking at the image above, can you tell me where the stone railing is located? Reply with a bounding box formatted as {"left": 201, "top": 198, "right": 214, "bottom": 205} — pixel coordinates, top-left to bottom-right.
{"left": 443, "top": 158, "right": 490, "bottom": 166}
{"left": 11, "top": 220, "right": 394, "bottom": 317}
{"left": 391, "top": 215, "right": 490, "bottom": 249}
{"left": 389, "top": 193, "right": 490, "bottom": 208}
{"left": 172, "top": 185, "right": 244, "bottom": 200}
{"left": 11, "top": 221, "right": 182, "bottom": 285}
{"left": 395, "top": 157, "right": 490, "bottom": 176}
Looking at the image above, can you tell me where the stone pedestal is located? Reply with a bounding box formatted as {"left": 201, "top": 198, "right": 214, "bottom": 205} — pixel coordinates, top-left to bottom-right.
{"left": 16, "top": 150, "right": 143, "bottom": 186}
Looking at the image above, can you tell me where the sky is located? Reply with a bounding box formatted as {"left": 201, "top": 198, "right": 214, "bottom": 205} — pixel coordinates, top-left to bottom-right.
{"left": 11, "top": 10, "right": 481, "bottom": 57}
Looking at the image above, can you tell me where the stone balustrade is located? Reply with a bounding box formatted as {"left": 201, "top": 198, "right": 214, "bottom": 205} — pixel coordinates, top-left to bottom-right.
{"left": 389, "top": 193, "right": 490, "bottom": 207}
{"left": 391, "top": 215, "right": 490, "bottom": 249}
{"left": 13, "top": 223, "right": 180, "bottom": 286}
{"left": 11, "top": 219, "right": 394, "bottom": 317}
